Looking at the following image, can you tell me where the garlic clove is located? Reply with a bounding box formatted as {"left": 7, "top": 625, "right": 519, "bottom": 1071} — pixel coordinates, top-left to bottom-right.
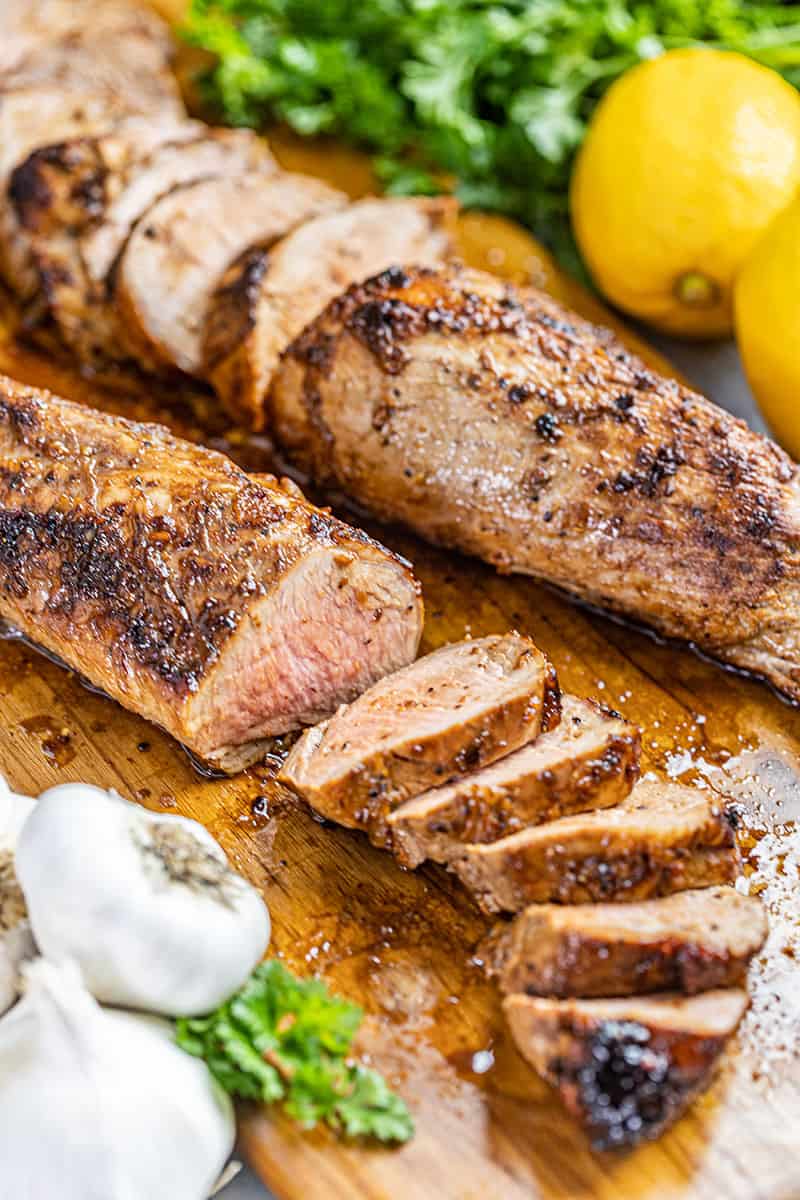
{"left": 16, "top": 784, "right": 270, "bottom": 1015}
{"left": 0, "top": 958, "right": 235, "bottom": 1200}
{"left": 0, "top": 775, "right": 37, "bottom": 1015}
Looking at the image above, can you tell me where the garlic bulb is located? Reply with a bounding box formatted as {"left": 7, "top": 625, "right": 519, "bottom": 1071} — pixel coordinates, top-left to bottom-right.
{"left": 0, "top": 776, "right": 36, "bottom": 1014}
{"left": 16, "top": 783, "right": 270, "bottom": 1015}
{"left": 0, "top": 959, "right": 234, "bottom": 1200}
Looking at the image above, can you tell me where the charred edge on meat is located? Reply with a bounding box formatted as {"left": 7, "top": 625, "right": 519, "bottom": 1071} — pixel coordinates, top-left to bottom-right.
{"left": 555, "top": 1019, "right": 710, "bottom": 1150}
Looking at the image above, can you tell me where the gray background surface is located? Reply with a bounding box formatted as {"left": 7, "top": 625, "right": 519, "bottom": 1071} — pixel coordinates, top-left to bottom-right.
{"left": 224, "top": 335, "right": 765, "bottom": 1200}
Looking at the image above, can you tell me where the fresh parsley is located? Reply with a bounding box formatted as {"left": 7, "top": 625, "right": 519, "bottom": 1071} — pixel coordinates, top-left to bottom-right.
{"left": 176, "top": 960, "right": 414, "bottom": 1144}
{"left": 183, "top": 0, "right": 800, "bottom": 270}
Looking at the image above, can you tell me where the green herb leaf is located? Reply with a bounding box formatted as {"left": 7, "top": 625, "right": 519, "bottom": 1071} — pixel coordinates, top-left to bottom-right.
{"left": 175, "top": 960, "right": 414, "bottom": 1144}
{"left": 183, "top": 0, "right": 800, "bottom": 266}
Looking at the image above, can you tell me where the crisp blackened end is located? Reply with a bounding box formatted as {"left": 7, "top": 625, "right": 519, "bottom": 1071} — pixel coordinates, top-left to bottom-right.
{"left": 562, "top": 1019, "right": 678, "bottom": 1150}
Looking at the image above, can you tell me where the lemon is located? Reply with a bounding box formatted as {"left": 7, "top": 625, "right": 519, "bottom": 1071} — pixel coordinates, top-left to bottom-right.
{"left": 734, "top": 197, "right": 800, "bottom": 460}
{"left": 570, "top": 48, "right": 800, "bottom": 338}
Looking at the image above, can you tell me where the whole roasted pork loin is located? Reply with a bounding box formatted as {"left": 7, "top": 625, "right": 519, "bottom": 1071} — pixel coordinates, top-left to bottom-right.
{"left": 271, "top": 263, "right": 800, "bottom": 701}
{"left": 0, "top": 377, "right": 422, "bottom": 771}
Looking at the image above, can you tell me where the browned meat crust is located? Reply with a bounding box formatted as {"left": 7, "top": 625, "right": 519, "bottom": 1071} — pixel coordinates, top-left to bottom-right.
{"left": 279, "top": 634, "right": 560, "bottom": 838}
{"left": 271, "top": 263, "right": 800, "bottom": 701}
{"left": 0, "top": 376, "right": 423, "bottom": 770}
{"left": 503, "top": 990, "right": 748, "bottom": 1148}
{"left": 449, "top": 781, "right": 740, "bottom": 913}
{"left": 484, "top": 887, "right": 767, "bottom": 997}
{"left": 387, "top": 695, "right": 641, "bottom": 867}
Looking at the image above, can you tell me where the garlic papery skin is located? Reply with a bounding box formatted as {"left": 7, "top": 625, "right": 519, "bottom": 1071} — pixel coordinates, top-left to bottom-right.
{"left": 0, "top": 776, "right": 36, "bottom": 1015}
{"left": 0, "top": 959, "right": 235, "bottom": 1200}
{"left": 16, "top": 783, "right": 270, "bottom": 1015}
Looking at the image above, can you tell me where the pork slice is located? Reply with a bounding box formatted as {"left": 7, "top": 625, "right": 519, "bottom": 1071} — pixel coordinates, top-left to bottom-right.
{"left": 0, "top": 0, "right": 174, "bottom": 74}
{"left": 485, "top": 887, "right": 767, "bottom": 997}
{"left": 116, "top": 172, "right": 347, "bottom": 376}
{"left": 0, "top": 375, "right": 423, "bottom": 772}
{"left": 278, "top": 635, "right": 561, "bottom": 837}
{"left": 6, "top": 116, "right": 198, "bottom": 300}
{"left": 204, "top": 196, "right": 457, "bottom": 428}
{"left": 450, "top": 780, "right": 740, "bottom": 913}
{"left": 503, "top": 989, "right": 748, "bottom": 1149}
{"left": 387, "top": 695, "right": 640, "bottom": 868}
{"left": 271, "top": 261, "right": 800, "bottom": 703}
{"left": 12, "top": 127, "right": 279, "bottom": 368}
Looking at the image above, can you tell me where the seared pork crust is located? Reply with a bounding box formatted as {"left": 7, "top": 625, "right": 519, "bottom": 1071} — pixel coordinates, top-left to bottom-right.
{"left": 0, "top": 376, "right": 422, "bottom": 770}
{"left": 387, "top": 695, "right": 641, "bottom": 868}
{"left": 271, "top": 263, "right": 800, "bottom": 700}
{"left": 504, "top": 990, "right": 748, "bottom": 1148}
{"left": 449, "top": 781, "right": 740, "bottom": 913}
{"left": 485, "top": 888, "right": 768, "bottom": 997}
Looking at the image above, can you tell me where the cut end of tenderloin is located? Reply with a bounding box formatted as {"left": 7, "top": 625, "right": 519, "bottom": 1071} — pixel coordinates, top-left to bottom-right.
{"left": 190, "top": 541, "right": 423, "bottom": 772}
{"left": 278, "top": 634, "right": 560, "bottom": 834}
{"left": 484, "top": 887, "right": 768, "bottom": 998}
{"left": 450, "top": 780, "right": 740, "bottom": 913}
{"left": 503, "top": 990, "right": 748, "bottom": 1149}
{"left": 387, "top": 695, "right": 641, "bottom": 867}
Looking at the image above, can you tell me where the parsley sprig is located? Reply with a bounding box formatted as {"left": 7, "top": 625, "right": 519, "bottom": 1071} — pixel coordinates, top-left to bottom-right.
{"left": 183, "top": 0, "right": 800, "bottom": 273}
{"left": 176, "top": 961, "right": 414, "bottom": 1143}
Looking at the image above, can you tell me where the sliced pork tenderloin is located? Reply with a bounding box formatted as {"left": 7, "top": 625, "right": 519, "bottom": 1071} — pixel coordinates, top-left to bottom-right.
{"left": 0, "top": 10, "right": 183, "bottom": 296}
{"left": 0, "top": 375, "right": 423, "bottom": 772}
{"left": 387, "top": 695, "right": 640, "bottom": 868}
{"left": 203, "top": 196, "right": 456, "bottom": 428}
{"left": 115, "top": 172, "right": 347, "bottom": 376}
{"left": 11, "top": 125, "right": 278, "bottom": 367}
{"left": 484, "top": 887, "right": 767, "bottom": 997}
{"left": 450, "top": 781, "right": 740, "bottom": 913}
{"left": 278, "top": 635, "right": 561, "bottom": 839}
{"left": 503, "top": 989, "right": 748, "bottom": 1149}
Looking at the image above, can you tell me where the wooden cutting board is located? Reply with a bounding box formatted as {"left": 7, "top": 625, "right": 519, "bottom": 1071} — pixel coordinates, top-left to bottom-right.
{"left": 0, "top": 127, "right": 798, "bottom": 1200}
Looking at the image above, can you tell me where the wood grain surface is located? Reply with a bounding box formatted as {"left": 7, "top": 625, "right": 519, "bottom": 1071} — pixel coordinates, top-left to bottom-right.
{"left": 0, "top": 115, "right": 798, "bottom": 1200}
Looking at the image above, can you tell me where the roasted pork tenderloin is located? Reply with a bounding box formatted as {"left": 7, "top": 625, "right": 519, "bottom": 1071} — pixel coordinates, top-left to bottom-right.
{"left": 387, "top": 695, "right": 640, "bottom": 868}
{"left": 503, "top": 989, "right": 748, "bottom": 1149}
{"left": 0, "top": 376, "right": 423, "bottom": 771}
{"left": 271, "top": 262, "right": 800, "bottom": 702}
{"left": 485, "top": 888, "right": 767, "bottom": 997}
{"left": 449, "top": 781, "right": 740, "bottom": 913}
{"left": 279, "top": 634, "right": 561, "bottom": 840}
{"left": 115, "top": 172, "right": 347, "bottom": 375}
{"left": 204, "top": 197, "right": 457, "bottom": 427}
